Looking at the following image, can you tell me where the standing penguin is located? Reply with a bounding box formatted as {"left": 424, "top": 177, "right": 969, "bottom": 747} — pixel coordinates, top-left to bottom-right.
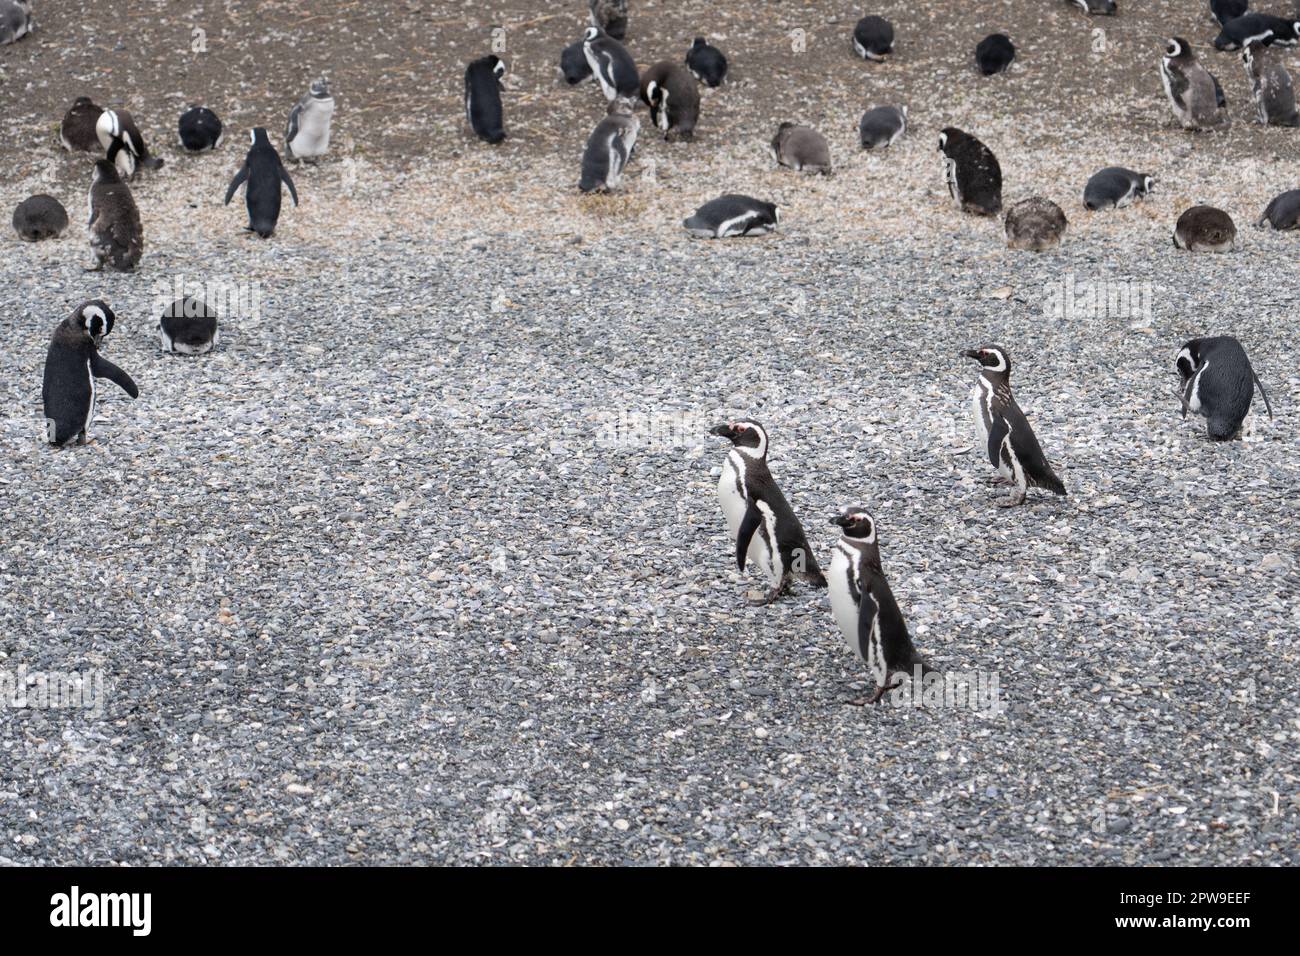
{"left": 87, "top": 160, "right": 143, "bottom": 272}
{"left": 1176, "top": 337, "right": 1273, "bottom": 439}
{"left": 583, "top": 27, "right": 640, "bottom": 101}
{"left": 1161, "top": 38, "right": 1231, "bottom": 129}
{"left": 639, "top": 62, "right": 700, "bottom": 141}
{"left": 1174, "top": 205, "right": 1238, "bottom": 252}
{"left": 828, "top": 509, "right": 934, "bottom": 706}
{"left": 939, "top": 128, "right": 1002, "bottom": 216}
{"left": 1258, "top": 189, "right": 1300, "bottom": 229}
{"left": 285, "top": 77, "right": 335, "bottom": 162}
{"left": 224, "top": 128, "right": 299, "bottom": 239}
{"left": 975, "top": 33, "right": 1016, "bottom": 75}
{"left": 464, "top": 56, "right": 507, "bottom": 144}
{"left": 1242, "top": 42, "right": 1300, "bottom": 126}
{"left": 853, "top": 15, "right": 895, "bottom": 61}
{"left": 685, "top": 37, "right": 727, "bottom": 87}
{"left": 578, "top": 100, "right": 639, "bottom": 193}
{"left": 770, "top": 122, "right": 832, "bottom": 174}
{"left": 1083, "top": 166, "right": 1155, "bottom": 210}
{"left": 178, "top": 106, "right": 224, "bottom": 151}
{"left": 589, "top": 0, "right": 628, "bottom": 41}
{"left": 96, "top": 109, "right": 165, "bottom": 180}
{"left": 962, "top": 346, "right": 1067, "bottom": 507}
{"left": 858, "top": 105, "right": 907, "bottom": 148}
{"left": 42, "top": 301, "right": 139, "bottom": 448}
{"left": 710, "top": 420, "right": 826, "bottom": 605}
{"left": 0, "top": 0, "right": 31, "bottom": 45}
{"left": 60, "top": 97, "right": 104, "bottom": 152}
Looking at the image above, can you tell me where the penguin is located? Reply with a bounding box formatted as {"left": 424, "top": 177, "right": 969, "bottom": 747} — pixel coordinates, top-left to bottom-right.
{"left": 1214, "top": 13, "right": 1300, "bottom": 50}
{"left": 578, "top": 99, "right": 639, "bottom": 193}
{"left": 683, "top": 194, "right": 780, "bottom": 238}
{"left": 60, "top": 97, "right": 103, "bottom": 152}
{"left": 962, "top": 346, "right": 1067, "bottom": 507}
{"left": 1174, "top": 205, "right": 1238, "bottom": 252}
{"left": 1066, "top": 0, "right": 1116, "bottom": 14}
{"left": 1210, "top": 0, "right": 1249, "bottom": 28}
{"left": 710, "top": 420, "right": 826, "bottom": 605}
{"left": 560, "top": 40, "right": 593, "bottom": 85}
{"left": 589, "top": 0, "right": 628, "bottom": 41}
{"left": 464, "top": 56, "right": 506, "bottom": 144}
{"left": 1005, "top": 197, "right": 1068, "bottom": 251}
{"left": 1083, "top": 166, "right": 1155, "bottom": 210}
{"left": 828, "top": 509, "right": 934, "bottom": 706}
{"left": 159, "top": 296, "right": 219, "bottom": 356}
{"left": 770, "top": 122, "right": 832, "bottom": 174}
{"left": 939, "top": 127, "right": 1002, "bottom": 216}
{"left": 1161, "top": 37, "right": 1230, "bottom": 130}
{"left": 96, "top": 109, "right": 165, "bottom": 180}
{"left": 12, "top": 195, "right": 68, "bottom": 242}
{"left": 685, "top": 37, "right": 727, "bottom": 87}
{"left": 639, "top": 62, "right": 700, "bottom": 142}
{"left": 87, "top": 160, "right": 144, "bottom": 272}
{"left": 1176, "top": 337, "right": 1273, "bottom": 439}
{"left": 0, "top": 0, "right": 30, "bottom": 45}
{"left": 858, "top": 105, "right": 907, "bottom": 149}
{"left": 178, "top": 106, "right": 224, "bottom": 151}
{"left": 583, "top": 26, "right": 639, "bottom": 101}
{"left": 42, "top": 301, "right": 139, "bottom": 448}
{"left": 1258, "top": 188, "right": 1300, "bottom": 229}
{"left": 853, "top": 15, "right": 895, "bottom": 61}
{"left": 286, "top": 77, "right": 335, "bottom": 162}
{"left": 224, "top": 128, "right": 299, "bottom": 238}
{"left": 1242, "top": 42, "right": 1300, "bottom": 126}
{"left": 975, "top": 33, "right": 1016, "bottom": 75}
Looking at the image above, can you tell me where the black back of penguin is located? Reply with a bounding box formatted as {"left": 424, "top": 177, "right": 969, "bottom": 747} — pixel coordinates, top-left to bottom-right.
{"left": 976, "top": 33, "right": 1016, "bottom": 74}
{"left": 179, "top": 106, "right": 223, "bottom": 151}
{"left": 465, "top": 55, "right": 507, "bottom": 144}
{"left": 560, "top": 40, "right": 593, "bottom": 84}
{"left": 1177, "top": 336, "right": 1273, "bottom": 439}
{"left": 224, "top": 127, "right": 298, "bottom": 238}
{"left": 686, "top": 37, "right": 727, "bottom": 87}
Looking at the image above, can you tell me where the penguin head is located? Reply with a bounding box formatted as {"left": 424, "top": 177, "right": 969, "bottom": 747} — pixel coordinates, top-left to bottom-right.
{"left": 75, "top": 300, "right": 116, "bottom": 344}
{"left": 710, "top": 419, "right": 768, "bottom": 458}
{"left": 692, "top": 37, "right": 707, "bottom": 49}
{"left": 490, "top": 56, "right": 507, "bottom": 78}
{"left": 250, "top": 127, "right": 271, "bottom": 148}
{"left": 831, "top": 509, "right": 877, "bottom": 543}
{"left": 1139, "top": 174, "right": 1156, "bottom": 195}
{"left": 1164, "top": 38, "right": 1190, "bottom": 62}
{"left": 962, "top": 345, "right": 1011, "bottom": 376}
{"left": 1175, "top": 341, "right": 1202, "bottom": 383}
{"left": 91, "top": 159, "right": 123, "bottom": 185}
{"left": 938, "top": 127, "right": 966, "bottom": 155}
{"left": 583, "top": 26, "right": 601, "bottom": 43}
{"left": 310, "top": 77, "right": 331, "bottom": 98}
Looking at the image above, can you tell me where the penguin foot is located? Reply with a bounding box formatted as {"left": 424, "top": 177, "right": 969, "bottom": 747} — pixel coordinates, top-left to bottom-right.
{"left": 996, "top": 493, "right": 1026, "bottom": 508}
{"left": 745, "top": 584, "right": 786, "bottom": 606}
{"left": 868, "top": 680, "right": 903, "bottom": 705}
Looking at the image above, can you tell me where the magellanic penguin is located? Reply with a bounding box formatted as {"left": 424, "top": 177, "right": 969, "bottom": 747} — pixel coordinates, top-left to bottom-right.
{"left": 1258, "top": 189, "right": 1300, "bottom": 229}
{"left": 1174, "top": 205, "right": 1238, "bottom": 252}
{"left": 1083, "top": 166, "right": 1155, "bottom": 210}
{"left": 60, "top": 97, "right": 104, "bottom": 152}
{"left": 578, "top": 99, "right": 639, "bottom": 193}
{"left": 853, "top": 15, "right": 895, "bottom": 61}
{"left": 684, "top": 194, "right": 779, "bottom": 238}
{"left": 939, "top": 127, "right": 1002, "bottom": 216}
{"left": 1161, "top": 38, "right": 1231, "bottom": 129}
{"left": 1210, "top": 0, "right": 1249, "bottom": 29}
{"left": 1066, "top": 0, "right": 1117, "bottom": 14}
{"left": 583, "top": 26, "right": 639, "bottom": 101}
{"left": 962, "top": 346, "right": 1067, "bottom": 507}
{"left": 828, "top": 509, "right": 935, "bottom": 706}
{"left": 96, "top": 109, "right": 165, "bottom": 180}
{"left": 1005, "top": 197, "right": 1068, "bottom": 251}
{"left": 13, "top": 195, "right": 68, "bottom": 242}
{"left": 0, "top": 0, "right": 31, "bottom": 45}
{"left": 1177, "top": 336, "right": 1273, "bottom": 439}
{"left": 87, "top": 160, "right": 143, "bottom": 272}
{"left": 42, "top": 301, "right": 139, "bottom": 448}
{"left": 560, "top": 40, "right": 593, "bottom": 85}
{"left": 224, "top": 128, "right": 299, "bottom": 239}
{"left": 686, "top": 37, "right": 727, "bottom": 87}
{"left": 1214, "top": 13, "right": 1300, "bottom": 51}
{"left": 589, "top": 0, "right": 628, "bottom": 41}
{"left": 159, "top": 296, "right": 219, "bottom": 356}
{"left": 464, "top": 56, "right": 507, "bottom": 144}
{"left": 1242, "top": 42, "right": 1300, "bottom": 126}
{"left": 178, "top": 106, "right": 224, "bottom": 151}
{"left": 858, "top": 105, "right": 907, "bottom": 149}
{"left": 710, "top": 420, "right": 826, "bottom": 605}
{"left": 286, "top": 77, "right": 335, "bottom": 161}
{"left": 639, "top": 61, "right": 700, "bottom": 141}
{"left": 770, "top": 122, "right": 832, "bottom": 174}
{"left": 975, "top": 33, "right": 1016, "bottom": 75}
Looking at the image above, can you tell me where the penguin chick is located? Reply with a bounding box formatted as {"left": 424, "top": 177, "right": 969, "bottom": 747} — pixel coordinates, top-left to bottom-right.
{"left": 1174, "top": 205, "right": 1238, "bottom": 252}
{"left": 0, "top": 0, "right": 31, "bottom": 45}
{"left": 1005, "top": 197, "right": 1068, "bottom": 251}
{"left": 711, "top": 420, "right": 826, "bottom": 606}
{"left": 286, "top": 77, "right": 336, "bottom": 161}
{"left": 1257, "top": 189, "right": 1300, "bottom": 229}
{"left": 60, "top": 97, "right": 104, "bottom": 152}
{"left": 87, "top": 160, "right": 143, "bottom": 272}
{"left": 1161, "top": 37, "right": 1231, "bottom": 130}
{"left": 1242, "top": 42, "right": 1300, "bottom": 125}
{"left": 589, "top": 0, "right": 628, "bottom": 41}
{"left": 858, "top": 105, "right": 907, "bottom": 149}
{"left": 770, "top": 122, "right": 832, "bottom": 174}
{"left": 13, "top": 195, "right": 68, "bottom": 241}
{"left": 578, "top": 99, "right": 639, "bottom": 193}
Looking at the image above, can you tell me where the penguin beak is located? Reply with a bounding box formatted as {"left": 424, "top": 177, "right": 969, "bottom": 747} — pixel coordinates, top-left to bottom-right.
{"left": 829, "top": 515, "right": 847, "bottom": 527}
{"left": 960, "top": 349, "right": 981, "bottom": 361}
{"left": 710, "top": 423, "right": 734, "bottom": 439}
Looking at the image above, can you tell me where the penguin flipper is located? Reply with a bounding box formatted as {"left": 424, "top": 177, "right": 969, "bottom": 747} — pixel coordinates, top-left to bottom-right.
{"left": 91, "top": 354, "right": 139, "bottom": 399}
{"left": 224, "top": 165, "right": 249, "bottom": 205}
{"left": 985, "top": 412, "right": 1009, "bottom": 471}
{"left": 735, "top": 502, "right": 761, "bottom": 572}
{"left": 1253, "top": 371, "right": 1274, "bottom": 419}
{"left": 279, "top": 165, "right": 299, "bottom": 206}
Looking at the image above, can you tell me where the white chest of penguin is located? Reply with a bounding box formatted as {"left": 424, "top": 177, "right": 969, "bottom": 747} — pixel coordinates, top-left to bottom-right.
{"left": 827, "top": 544, "right": 861, "bottom": 651}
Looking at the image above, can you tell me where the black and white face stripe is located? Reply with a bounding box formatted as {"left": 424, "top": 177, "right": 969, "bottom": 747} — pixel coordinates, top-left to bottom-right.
{"left": 963, "top": 345, "right": 1010, "bottom": 374}
{"left": 832, "top": 509, "right": 877, "bottom": 543}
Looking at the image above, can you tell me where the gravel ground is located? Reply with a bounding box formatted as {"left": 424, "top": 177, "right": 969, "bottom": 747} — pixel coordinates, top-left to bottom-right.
{"left": 0, "top": 1, "right": 1297, "bottom": 866}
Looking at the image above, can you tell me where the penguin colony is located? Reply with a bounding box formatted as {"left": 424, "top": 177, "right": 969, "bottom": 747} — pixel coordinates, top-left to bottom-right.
{"left": 4, "top": 3, "right": 1292, "bottom": 706}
